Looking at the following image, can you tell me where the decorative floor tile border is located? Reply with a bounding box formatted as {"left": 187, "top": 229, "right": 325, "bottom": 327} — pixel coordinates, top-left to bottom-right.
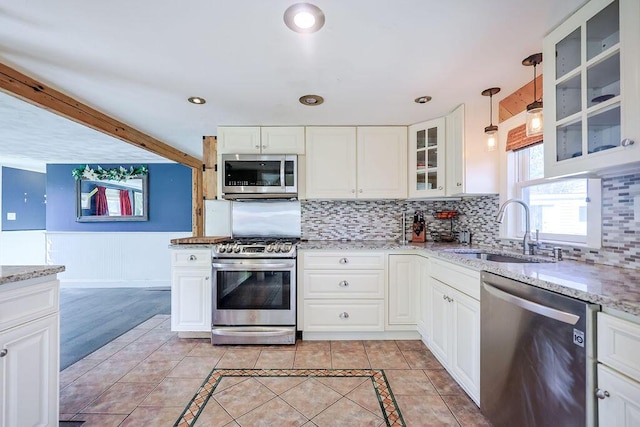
{"left": 174, "top": 368, "right": 405, "bottom": 427}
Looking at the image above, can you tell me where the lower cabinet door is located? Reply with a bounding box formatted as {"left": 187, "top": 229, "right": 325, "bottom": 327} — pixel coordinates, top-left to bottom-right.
{"left": 171, "top": 268, "right": 211, "bottom": 331}
{"left": 429, "top": 279, "right": 451, "bottom": 363}
{"left": 303, "top": 300, "right": 384, "bottom": 331}
{"left": 598, "top": 364, "right": 640, "bottom": 427}
{"left": 450, "top": 288, "right": 480, "bottom": 404}
{"left": 0, "top": 313, "right": 59, "bottom": 427}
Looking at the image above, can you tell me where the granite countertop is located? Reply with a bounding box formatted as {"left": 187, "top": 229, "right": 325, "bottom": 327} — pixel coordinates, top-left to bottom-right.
{"left": 0, "top": 265, "right": 66, "bottom": 286}
{"left": 298, "top": 240, "right": 640, "bottom": 316}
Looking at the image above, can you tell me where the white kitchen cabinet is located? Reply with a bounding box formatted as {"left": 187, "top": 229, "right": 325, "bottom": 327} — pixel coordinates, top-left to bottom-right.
{"left": 300, "top": 251, "right": 386, "bottom": 333}
{"left": 597, "top": 311, "right": 640, "bottom": 425}
{"left": 416, "top": 256, "right": 431, "bottom": 341}
{"left": 356, "top": 127, "right": 407, "bottom": 198}
{"left": 260, "top": 127, "right": 305, "bottom": 154}
{"left": 597, "top": 364, "right": 640, "bottom": 427}
{"left": 445, "top": 104, "right": 466, "bottom": 195}
{"left": 427, "top": 259, "right": 481, "bottom": 405}
{"left": 408, "top": 118, "right": 446, "bottom": 197}
{"left": 0, "top": 276, "right": 60, "bottom": 427}
{"left": 305, "top": 126, "right": 407, "bottom": 199}
{"left": 218, "top": 126, "right": 305, "bottom": 154}
{"left": 171, "top": 248, "right": 212, "bottom": 332}
{"left": 543, "top": 0, "right": 640, "bottom": 177}
{"left": 387, "top": 255, "right": 419, "bottom": 326}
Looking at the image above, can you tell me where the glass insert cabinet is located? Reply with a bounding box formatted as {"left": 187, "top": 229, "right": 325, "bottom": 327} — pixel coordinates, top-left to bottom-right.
{"left": 408, "top": 117, "right": 445, "bottom": 197}
{"left": 543, "top": 0, "right": 640, "bottom": 178}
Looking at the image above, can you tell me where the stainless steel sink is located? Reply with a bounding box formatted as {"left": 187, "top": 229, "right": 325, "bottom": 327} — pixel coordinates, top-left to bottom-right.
{"left": 453, "top": 252, "right": 552, "bottom": 263}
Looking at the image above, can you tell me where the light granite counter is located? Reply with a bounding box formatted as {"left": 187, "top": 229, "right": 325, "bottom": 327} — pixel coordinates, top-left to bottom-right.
{"left": 0, "top": 265, "right": 65, "bottom": 286}
{"left": 298, "top": 240, "right": 640, "bottom": 316}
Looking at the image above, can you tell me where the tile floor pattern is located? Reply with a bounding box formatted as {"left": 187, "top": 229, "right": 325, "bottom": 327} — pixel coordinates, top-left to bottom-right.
{"left": 59, "top": 315, "right": 491, "bottom": 426}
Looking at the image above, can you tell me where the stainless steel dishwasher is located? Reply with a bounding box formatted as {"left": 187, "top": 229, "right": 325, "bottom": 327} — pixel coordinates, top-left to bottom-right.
{"left": 480, "top": 271, "right": 599, "bottom": 427}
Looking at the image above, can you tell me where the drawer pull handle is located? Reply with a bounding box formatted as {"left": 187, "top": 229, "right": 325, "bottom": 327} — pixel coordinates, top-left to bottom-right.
{"left": 0, "top": 349, "right": 7, "bottom": 357}
{"left": 339, "top": 280, "right": 349, "bottom": 287}
{"left": 595, "top": 389, "right": 610, "bottom": 400}
{"left": 189, "top": 255, "right": 197, "bottom": 261}
{"left": 339, "top": 312, "right": 350, "bottom": 319}
{"left": 339, "top": 258, "right": 349, "bottom": 264}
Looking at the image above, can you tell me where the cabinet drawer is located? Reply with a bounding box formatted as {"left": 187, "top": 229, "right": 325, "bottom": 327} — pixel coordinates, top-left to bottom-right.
{"left": 303, "top": 300, "right": 384, "bottom": 331}
{"left": 303, "top": 252, "right": 385, "bottom": 270}
{"left": 430, "top": 259, "right": 480, "bottom": 300}
{"left": 172, "top": 249, "right": 211, "bottom": 267}
{"left": 0, "top": 279, "right": 59, "bottom": 332}
{"left": 303, "top": 271, "right": 384, "bottom": 299}
{"left": 598, "top": 312, "right": 640, "bottom": 382}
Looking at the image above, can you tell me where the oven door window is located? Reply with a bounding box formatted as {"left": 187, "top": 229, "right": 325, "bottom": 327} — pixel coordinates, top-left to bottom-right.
{"left": 224, "top": 161, "right": 282, "bottom": 187}
{"left": 216, "top": 270, "right": 291, "bottom": 310}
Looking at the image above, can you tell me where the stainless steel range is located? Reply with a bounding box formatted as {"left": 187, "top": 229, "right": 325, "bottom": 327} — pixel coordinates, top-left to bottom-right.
{"left": 211, "top": 201, "right": 300, "bottom": 345}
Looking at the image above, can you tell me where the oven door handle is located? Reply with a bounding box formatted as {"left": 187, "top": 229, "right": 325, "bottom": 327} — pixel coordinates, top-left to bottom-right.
{"left": 212, "top": 262, "right": 295, "bottom": 270}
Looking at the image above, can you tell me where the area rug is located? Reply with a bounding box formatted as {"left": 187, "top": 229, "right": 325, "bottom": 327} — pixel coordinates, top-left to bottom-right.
{"left": 174, "top": 368, "right": 406, "bottom": 426}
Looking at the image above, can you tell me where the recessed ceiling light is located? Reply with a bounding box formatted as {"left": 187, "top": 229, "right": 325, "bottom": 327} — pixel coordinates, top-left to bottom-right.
{"left": 188, "top": 96, "right": 206, "bottom": 105}
{"left": 414, "top": 96, "right": 432, "bottom": 104}
{"left": 284, "top": 3, "right": 325, "bottom": 33}
{"left": 299, "top": 94, "right": 324, "bottom": 106}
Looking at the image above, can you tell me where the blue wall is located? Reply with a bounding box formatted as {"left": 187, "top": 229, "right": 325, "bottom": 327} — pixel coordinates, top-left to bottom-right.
{"left": 46, "top": 163, "right": 192, "bottom": 232}
{"left": 2, "top": 167, "right": 46, "bottom": 231}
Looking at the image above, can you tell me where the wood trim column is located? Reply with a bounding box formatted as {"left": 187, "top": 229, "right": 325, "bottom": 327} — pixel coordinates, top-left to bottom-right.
{"left": 192, "top": 167, "right": 204, "bottom": 236}
{"left": 203, "top": 136, "right": 217, "bottom": 200}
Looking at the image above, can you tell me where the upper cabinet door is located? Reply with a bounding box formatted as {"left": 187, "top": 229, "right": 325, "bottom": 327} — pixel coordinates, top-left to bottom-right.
{"left": 217, "top": 127, "right": 261, "bottom": 154}
{"left": 305, "top": 127, "right": 357, "bottom": 199}
{"left": 261, "top": 127, "right": 305, "bottom": 154}
{"left": 408, "top": 118, "right": 446, "bottom": 198}
{"left": 543, "top": 0, "right": 640, "bottom": 177}
{"left": 445, "top": 104, "right": 465, "bottom": 195}
{"left": 356, "top": 127, "right": 407, "bottom": 199}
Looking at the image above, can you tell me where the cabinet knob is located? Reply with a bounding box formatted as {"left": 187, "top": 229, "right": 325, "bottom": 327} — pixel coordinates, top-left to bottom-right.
{"left": 359, "top": 189, "right": 363, "bottom": 193}
{"left": 351, "top": 189, "right": 356, "bottom": 193}
{"left": 261, "top": 145, "right": 266, "bottom": 149}
{"left": 189, "top": 255, "right": 197, "bottom": 261}
{"left": 438, "top": 186, "right": 443, "bottom": 190}
{"left": 0, "top": 349, "right": 7, "bottom": 357}
{"left": 442, "top": 295, "right": 447, "bottom": 301}
{"left": 339, "top": 258, "right": 349, "bottom": 264}
{"left": 255, "top": 145, "right": 260, "bottom": 149}
{"left": 339, "top": 312, "right": 350, "bottom": 319}
{"left": 205, "top": 276, "right": 210, "bottom": 281}
{"left": 621, "top": 138, "right": 635, "bottom": 147}
{"left": 595, "top": 389, "right": 610, "bottom": 399}
{"left": 339, "top": 280, "right": 349, "bottom": 287}
{"left": 456, "top": 182, "right": 462, "bottom": 186}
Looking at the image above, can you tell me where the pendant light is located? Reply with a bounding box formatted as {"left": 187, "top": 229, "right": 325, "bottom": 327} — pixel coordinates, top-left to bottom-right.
{"left": 481, "top": 87, "right": 501, "bottom": 151}
{"left": 523, "top": 53, "right": 543, "bottom": 137}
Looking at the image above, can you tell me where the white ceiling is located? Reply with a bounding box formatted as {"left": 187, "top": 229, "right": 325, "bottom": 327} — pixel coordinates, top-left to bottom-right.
{"left": 0, "top": 0, "right": 587, "bottom": 163}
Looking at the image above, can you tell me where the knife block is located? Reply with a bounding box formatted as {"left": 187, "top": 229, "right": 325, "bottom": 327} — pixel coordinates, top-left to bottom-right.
{"left": 411, "top": 221, "right": 426, "bottom": 242}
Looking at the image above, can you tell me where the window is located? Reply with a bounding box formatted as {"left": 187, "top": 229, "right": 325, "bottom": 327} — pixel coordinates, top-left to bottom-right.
{"left": 508, "top": 144, "right": 601, "bottom": 247}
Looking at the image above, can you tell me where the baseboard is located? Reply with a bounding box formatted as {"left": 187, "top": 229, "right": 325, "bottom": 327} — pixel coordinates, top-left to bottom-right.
{"left": 60, "top": 280, "right": 170, "bottom": 288}
{"left": 302, "top": 330, "right": 421, "bottom": 341}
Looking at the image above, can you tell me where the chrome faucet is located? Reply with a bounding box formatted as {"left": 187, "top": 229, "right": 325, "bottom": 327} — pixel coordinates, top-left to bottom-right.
{"left": 495, "top": 199, "right": 539, "bottom": 255}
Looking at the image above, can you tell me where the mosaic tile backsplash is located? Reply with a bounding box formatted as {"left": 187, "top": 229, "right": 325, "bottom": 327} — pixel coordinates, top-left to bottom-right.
{"left": 301, "top": 172, "right": 640, "bottom": 270}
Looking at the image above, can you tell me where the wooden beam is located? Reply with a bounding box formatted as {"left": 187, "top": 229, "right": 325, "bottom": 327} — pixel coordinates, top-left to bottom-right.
{"left": 192, "top": 167, "right": 204, "bottom": 236}
{"left": 0, "top": 62, "right": 201, "bottom": 168}
{"left": 498, "top": 75, "right": 543, "bottom": 123}
{"left": 203, "top": 136, "right": 218, "bottom": 200}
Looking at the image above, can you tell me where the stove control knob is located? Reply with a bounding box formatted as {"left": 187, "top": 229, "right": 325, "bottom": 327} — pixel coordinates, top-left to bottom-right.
{"left": 266, "top": 244, "right": 274, "bottom": 252}
{"left": 283, "top": 243, "right": 292, "bottom": 252}
{"left": 218, "top": 245, "right": 226, "bottom": 253}
{"left": 232, "top": 244, "right": 241, "bottom": 253}
{"left": 276, "top": 243, "right": 284, "bottom": 253}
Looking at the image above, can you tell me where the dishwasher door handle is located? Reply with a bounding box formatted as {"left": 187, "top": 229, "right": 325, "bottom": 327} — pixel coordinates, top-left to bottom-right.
{"left": 482, "top": 282, "right": 580, "bottom": 325}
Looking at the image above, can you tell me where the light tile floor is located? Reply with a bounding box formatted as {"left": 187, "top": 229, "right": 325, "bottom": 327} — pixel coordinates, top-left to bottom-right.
{"left": 59, "top": 315, "right": 491, "bottom": 426}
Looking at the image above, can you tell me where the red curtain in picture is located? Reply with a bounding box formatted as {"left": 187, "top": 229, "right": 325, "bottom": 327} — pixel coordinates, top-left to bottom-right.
{"left": 119, "top": 190, "right": 132, "bottom": 215}
{"left": 96, "top": 186, "right": 109, "bottom": 216}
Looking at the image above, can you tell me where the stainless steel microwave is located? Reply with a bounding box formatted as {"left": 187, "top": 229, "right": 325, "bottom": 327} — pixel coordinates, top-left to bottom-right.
{"left": 221, "top": 154, "right": 298, "bottom": 199}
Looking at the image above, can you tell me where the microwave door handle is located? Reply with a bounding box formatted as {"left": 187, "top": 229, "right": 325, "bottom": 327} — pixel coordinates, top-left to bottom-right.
{"left": 212, "top": 262, "right": 295, "bottom": 270}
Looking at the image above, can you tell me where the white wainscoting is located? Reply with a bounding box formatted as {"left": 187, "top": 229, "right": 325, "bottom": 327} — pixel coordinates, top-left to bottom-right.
{"left": 46, "top": 232, "right": 191, "bottom": 288}
{"left": 0, "top": 230, "right": 47, "bottom": 265}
